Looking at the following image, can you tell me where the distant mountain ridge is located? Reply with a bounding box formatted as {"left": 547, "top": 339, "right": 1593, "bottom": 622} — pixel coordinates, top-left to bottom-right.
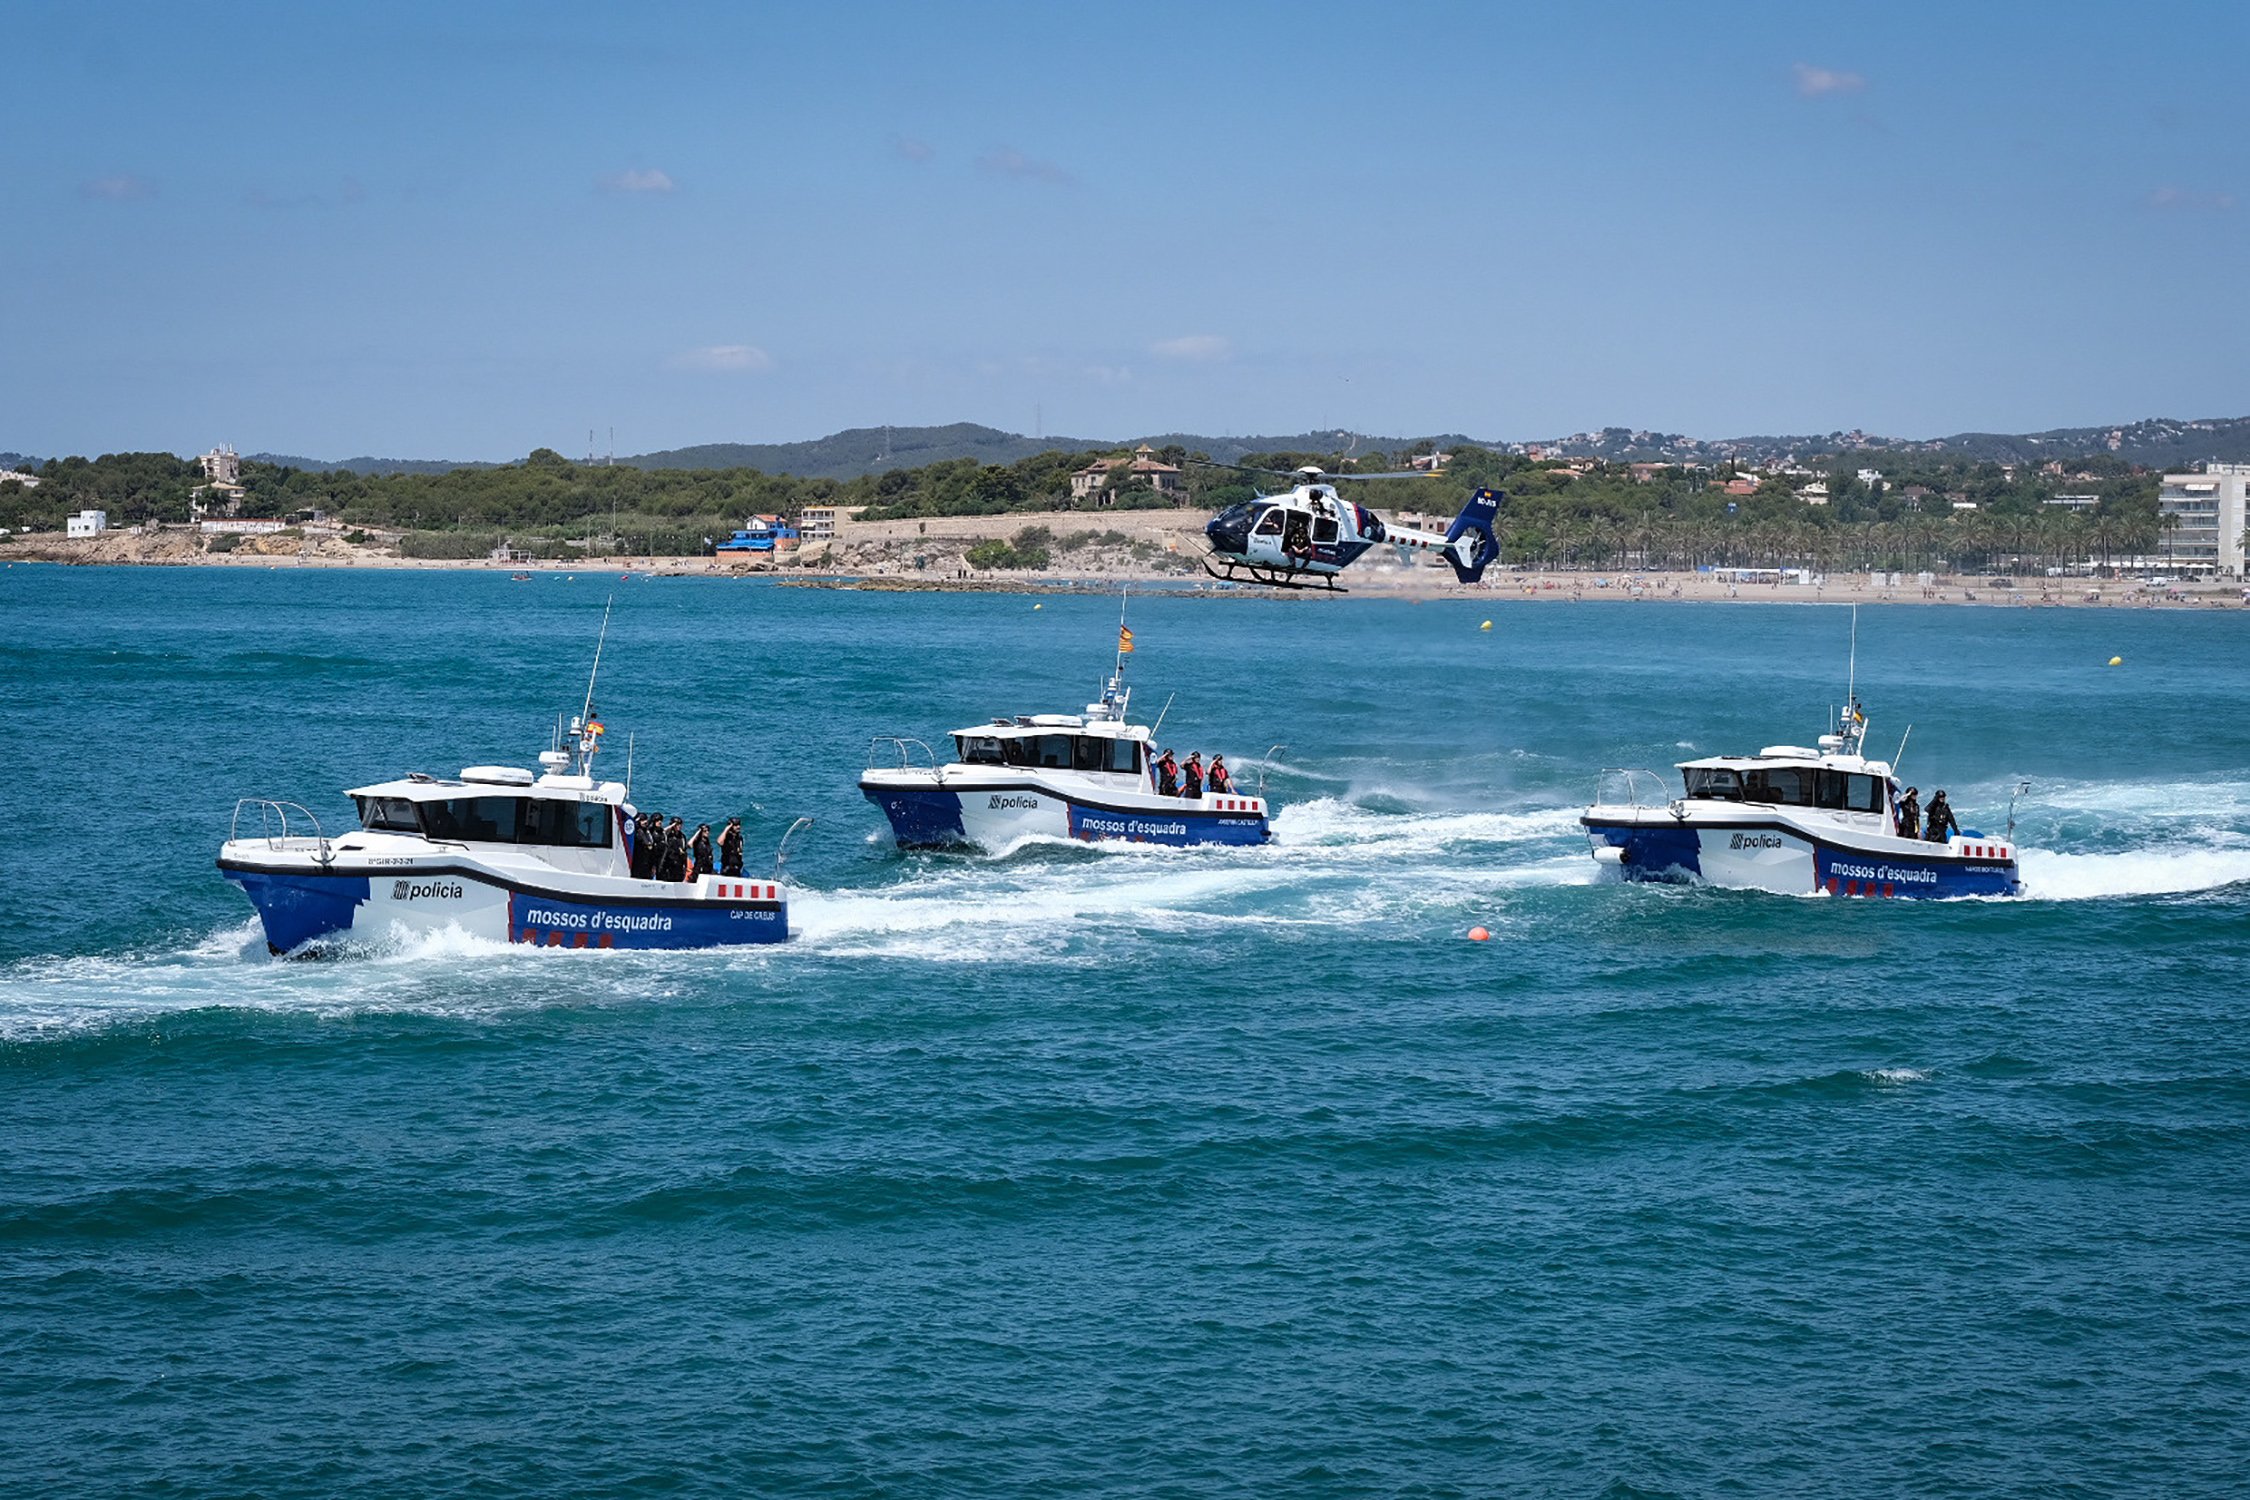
{"left": 185, "top": 412, "right": 2250, "bottom": 478}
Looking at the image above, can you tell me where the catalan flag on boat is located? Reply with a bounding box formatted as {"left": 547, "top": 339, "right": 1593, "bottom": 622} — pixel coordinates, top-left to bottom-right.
{"left": 1118, "top": 625, "right": 1134, "bottom": 655}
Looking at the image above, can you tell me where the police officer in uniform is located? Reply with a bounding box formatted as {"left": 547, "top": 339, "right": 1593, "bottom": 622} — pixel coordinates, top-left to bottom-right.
{"left": 718, "top": 816, "right": 745, "bottom": 877}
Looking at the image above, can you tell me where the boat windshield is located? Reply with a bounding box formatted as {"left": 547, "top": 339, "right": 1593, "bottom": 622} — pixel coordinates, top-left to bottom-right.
{"left": 1683, "top": 767, "right": 1742, "bottom": 800}
{"left": 412, "top": 795, "right": 613, "bottom": 848}
{"left": 356, "top": 796, "right": 423, "bottom": 833}
{"left": 955, "top": 733, "right": 1139, "bottom": 774}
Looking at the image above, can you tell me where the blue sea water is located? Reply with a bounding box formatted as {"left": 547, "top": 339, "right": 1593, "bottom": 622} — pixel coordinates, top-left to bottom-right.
{"left": 3, "top": 565, "right": 2247, "bottom": 1497}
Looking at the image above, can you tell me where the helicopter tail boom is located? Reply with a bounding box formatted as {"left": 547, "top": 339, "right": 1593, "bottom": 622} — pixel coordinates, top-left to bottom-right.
{"left": 1441, "top": 488, "right": 1503, "bottom": 584}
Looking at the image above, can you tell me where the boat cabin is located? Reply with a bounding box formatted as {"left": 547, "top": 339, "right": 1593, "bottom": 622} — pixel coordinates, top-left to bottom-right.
{"left": 348, "top": 765, "right": 631, "bottom": 872}
{"left": 1676, "top": 747, "right": 1895, "bottom": 819}
{"left": 947, "top": 714, "right": 1149, "bottom": 778}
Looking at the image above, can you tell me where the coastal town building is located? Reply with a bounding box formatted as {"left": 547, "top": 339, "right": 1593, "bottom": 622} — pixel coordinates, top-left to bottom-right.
{"left": 2045, "top": 493, "right": 2100, "bottom": 511}
{"left": 1406, "top": 450, "right": 1451, "bottom": 472}
{"left": 2158, "top": 463, "right": 2250, "bottom": 577}
{"left": 192, "top": 444, "right": 249, "bottom": 518}
{"left": 198, "top": 445, "right": 242, "bottom": 485}
{"left": 1069, "top": 444, "right": 1185, "bottom": 507}
{"left": 797, "top": 504, "right": 862, "bottom": 542}
{"left": 0, "top": 468, "right": 41, "bottom": 489}
{"left": 1796, "top": 481, "right": 1830, "bottom": 506}
{"left": 67, "top": 509, "right": 108, "bottom": 537}
{"left": 199, "top": 517, "right": 287, "bottom": 536}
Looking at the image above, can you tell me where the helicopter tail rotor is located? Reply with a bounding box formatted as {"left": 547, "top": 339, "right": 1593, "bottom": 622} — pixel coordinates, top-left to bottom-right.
{"left": 1442, "top": 488, "right": 1504, "bottom": 584}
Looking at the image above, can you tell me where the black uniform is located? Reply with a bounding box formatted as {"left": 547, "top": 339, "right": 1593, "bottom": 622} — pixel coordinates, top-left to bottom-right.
{"left": 1183, "top": 758, "right": 1204, "bottom": 799}
{"left": 690, "top": 825, "right": 714, "bottom": 879}
{"left": 660, "top": 821, "right": 689, "bottom": 881}
{"left": 1895, "top": 792, "right": 1920, "bottom": 841}
{"left": 1156, "top": 754, "right": 1180, "bottom": 797}
{"left": 631, "top": 814, "right": 655, "bottom": 879}
{"left": 1924, "top": 794, "right": 1959, "bottom": 843}
{"left": 718, "top": 820, "right": 744, "bottom": 877}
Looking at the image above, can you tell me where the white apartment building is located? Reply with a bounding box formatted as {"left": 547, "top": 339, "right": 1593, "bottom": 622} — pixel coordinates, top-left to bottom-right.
{"left": 199, "top": 445, "right": 242, "bottom": 485}
{"left": 2158, "top": 464, "right": 2250, "bottom": 578}
{"left": 67, "top": 509, "right": 108, "bottom": 536}
{"left": 0, "top": 469, "right": 40, "bottom": 489}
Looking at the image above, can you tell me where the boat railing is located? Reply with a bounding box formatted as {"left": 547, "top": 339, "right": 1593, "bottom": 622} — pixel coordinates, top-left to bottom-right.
{"left": 865, "top": 736, "right": 940, "bottom": 774}
{"left": 1592, "top": 768, "right": 1668, "bottom": 811}
{"left": 230, "top": 798, "right": 333, "bottom": 863}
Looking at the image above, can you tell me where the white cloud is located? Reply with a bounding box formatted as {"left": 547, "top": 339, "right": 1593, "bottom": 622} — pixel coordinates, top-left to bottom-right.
{"left": 1150, "top": 334, "right": 1230, "bottom": 363}
{"left": 2146, "top": 185, "right": 2237, "bottom": 212}
{"left": 893, "top": 135, "right": 936, "bottom": 164}
{"left": 1793, "top": 63, "right": 1866, "bottom": 98}
{"left": 599, "top": 168, "right": 676, "bottom": 194}
{"left": 976, "top": 146, "right": 1074, "bottom": 185}
{"left": 669, "top": 344, "right": 774, "bottom": 373}
{"left": 82, "top": 174, "right": 155, "bottom": 201}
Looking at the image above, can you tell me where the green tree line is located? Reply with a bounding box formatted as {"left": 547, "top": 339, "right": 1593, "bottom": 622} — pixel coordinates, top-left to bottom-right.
{"left": 0, "top": 441, "right": 2171, "bottom": 573}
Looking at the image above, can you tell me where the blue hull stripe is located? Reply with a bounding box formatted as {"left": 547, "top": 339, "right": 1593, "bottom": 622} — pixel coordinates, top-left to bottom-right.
{"left": 1583, "top": 819, "right": 2021, "bottom": 898}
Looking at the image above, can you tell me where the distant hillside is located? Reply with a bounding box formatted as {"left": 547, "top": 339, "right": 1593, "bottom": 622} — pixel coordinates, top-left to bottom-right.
{"left": 27, "top": 411, "right": 2244, "bottom": 481}
{"left": 249, "top": 452, "right": 495, "bottom": 476}
{"left": 1519, "top": 415, "right": 2250, "bottom": 468}
{"left": 619, "top": 424, "right": 1490, "bottom": 478}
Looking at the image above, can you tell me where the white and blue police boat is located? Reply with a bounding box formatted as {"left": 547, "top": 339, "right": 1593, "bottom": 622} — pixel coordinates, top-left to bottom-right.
{"left": 860, "top": 643, "right": 1271, "bottom": 851}
{"left": 1579, "top": 702, "right": 2022, "bottom": 899}
{"left": 218, "top": 708, "right": 792, "bottom": 956}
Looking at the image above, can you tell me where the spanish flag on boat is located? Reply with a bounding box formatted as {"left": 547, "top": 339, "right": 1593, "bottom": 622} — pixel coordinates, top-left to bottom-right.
{"left": 1118, "top": 626, "right": 1134, "bottom": 655}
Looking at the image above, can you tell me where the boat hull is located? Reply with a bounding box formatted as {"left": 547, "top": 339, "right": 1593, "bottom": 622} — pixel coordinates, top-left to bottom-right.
{"left": 1581, "top": 811, "right": 2021, "bottom": 898}
{"left": 861, "top": 773, "right": 1271, "bottom": 851}
{"left": 218, "top": 853, "right": 789, "bottom": 955}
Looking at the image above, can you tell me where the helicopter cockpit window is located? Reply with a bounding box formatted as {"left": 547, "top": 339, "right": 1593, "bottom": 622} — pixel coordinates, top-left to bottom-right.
{"left": 1682, "top": 767, "right": 1742, "bottom": 800}
{"left": 1252, "top": 509, "right": 1285, "bottom": 536}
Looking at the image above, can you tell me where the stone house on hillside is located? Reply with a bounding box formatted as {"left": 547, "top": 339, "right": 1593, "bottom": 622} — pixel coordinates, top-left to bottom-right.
{"left": 1069, "top": 444, "right": 1185, "bottom": 507}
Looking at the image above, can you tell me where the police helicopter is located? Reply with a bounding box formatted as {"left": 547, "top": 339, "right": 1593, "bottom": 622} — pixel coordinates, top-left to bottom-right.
{"left": 1196, "top": 462, "right": 1504, "bottom": 590}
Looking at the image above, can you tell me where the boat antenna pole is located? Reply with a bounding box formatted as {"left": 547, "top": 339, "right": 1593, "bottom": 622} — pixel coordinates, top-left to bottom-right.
{"left": 1846, "top": 603, "right": 1858, "bottom": 713}
{"left": 1893, "top": 724, "right": 1913, "bottom": 773}
{"left": 582, "top": 593, "right": 614, "bottom": 726}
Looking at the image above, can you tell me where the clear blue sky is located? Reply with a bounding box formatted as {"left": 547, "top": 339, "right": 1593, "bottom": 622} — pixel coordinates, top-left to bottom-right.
{"left": 6, "top": 0, "right": 2245, "bottom": 460}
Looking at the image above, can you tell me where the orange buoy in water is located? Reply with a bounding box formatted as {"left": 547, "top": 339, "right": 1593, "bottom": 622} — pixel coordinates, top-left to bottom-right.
{"left": 1467, "top": 926, "right": 1491, "bottom": 942}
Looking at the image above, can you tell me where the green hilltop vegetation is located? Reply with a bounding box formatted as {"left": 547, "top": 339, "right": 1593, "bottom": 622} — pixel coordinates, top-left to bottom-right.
{"left": 0, "top": 438, "right": 2176, "bottom": 573}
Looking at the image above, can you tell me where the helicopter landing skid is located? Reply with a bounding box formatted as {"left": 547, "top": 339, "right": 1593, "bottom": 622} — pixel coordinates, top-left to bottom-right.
{"left": 1201, "top": 556, "right": 1347, "bottom": 592}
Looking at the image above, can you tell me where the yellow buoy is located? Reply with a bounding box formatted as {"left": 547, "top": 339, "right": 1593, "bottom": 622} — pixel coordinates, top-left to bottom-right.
{"left": 1479, "top": 620, "right": 1492, "bottom": 631}
{"left": 2108, "top": 655, "right": 2122, "bottom": 666}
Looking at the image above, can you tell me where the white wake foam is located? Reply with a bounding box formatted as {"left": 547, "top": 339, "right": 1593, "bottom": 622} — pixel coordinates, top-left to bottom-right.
{"left": 2016, "top": 845, "right": 2250, "bottom": 901}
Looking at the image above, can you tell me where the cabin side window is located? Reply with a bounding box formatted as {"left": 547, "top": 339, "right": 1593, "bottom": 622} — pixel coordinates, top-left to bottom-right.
{"left": 1815, "top": 771, "right": 1885, "bottom": 813}
{"left": 1106, "top": 738, "right": 1141, "bottom": 775}
{"left": 1253, "top": 509, "right": 1285, "bottom": 536}
{"left": 418, "top": 796, "right": 522, "bottom": 843}
{"left": 1683, "top": 767, "right": 1741, "bottom": 800}
{"left": 521, "top": 798, "right": 614, "bottom": 849}
{"left": 1031, "top": 735, "right": 1074, "bottom": 769}
{"left": 355, "top": 796, "right": 423, "bottom": 833}
{"left": 1742, "top": 767, "right": 1814, "bottom": 806}
{"left": 1312, "top": 515, "right": 1340, "bottom": 543}
{"left": 1073, "top": 736, "right": 1107, "bottom": 772}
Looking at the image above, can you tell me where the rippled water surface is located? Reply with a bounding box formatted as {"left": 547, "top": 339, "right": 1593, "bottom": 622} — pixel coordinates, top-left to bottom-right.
{"left": 4, "top": 566, "right": 2247, "bottom": 1496}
